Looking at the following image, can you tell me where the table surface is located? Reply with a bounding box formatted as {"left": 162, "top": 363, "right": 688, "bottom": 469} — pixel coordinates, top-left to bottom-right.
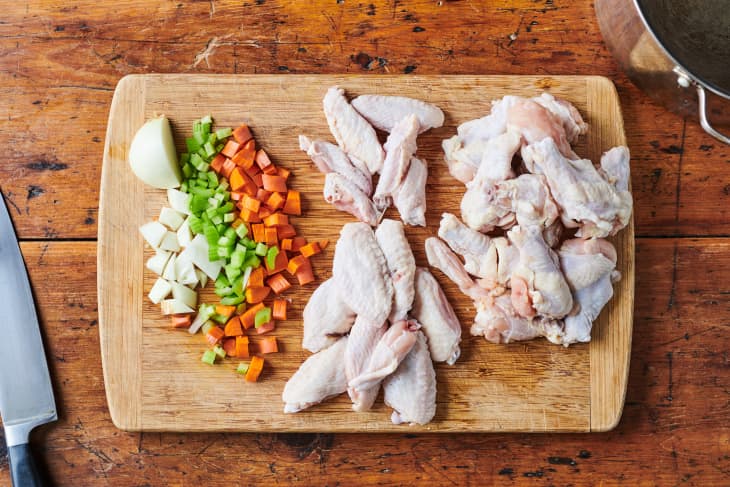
{"left": 1, "top": 1, "right": 728, "bottom": 485}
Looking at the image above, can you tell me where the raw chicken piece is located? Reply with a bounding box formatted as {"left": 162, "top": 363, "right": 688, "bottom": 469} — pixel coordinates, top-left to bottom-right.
{"left": 557, "top": 238, "right": 620, "bottom": 345}
{"left": 332, "top": 223, "right": 394, "bottom": 325}
{"left": 495, "top": 174, "right": 559, "bottom": 230}
{"left": 472, "top": 293, "right": 564, "bottom": 344}
{"left": 351, "top": 95, "right": 444, "bottom": 134}
{"left": 507, "top": 97, "right": 578, "bottom": 159}
{"left": 373, "top": 115, "right": 420, "bottom": 210}
{"left": 323, "top": 86, "right": 384, "bottom": 175}
{"left": 460, "top": 131, "right": 521, "bottom": 232}
{"left": 411, "top": 267, "right": 461, "bottom": 364}
{"left": 283, "top": 336, "right": 348, "bottom": 413}
{"left": 302, "top": 278, "right": 356, "bottom": 352}
{"left": 299, "top": 135, "right": 372, "bottom": 195}
{"left": 508, "top": 225, "right": 573, "bottom": 319}
{"left": 531, "top": 92, "right": 588, "bottom": 142}
{"left": 348, "top": 320, "right": 420, "bottom": 394}
{"left": 522, "top": 137, "right": 632, "bottom": 238}
{"left": 375, "top": 219, "right": 416, "bottom": 322}
{"left": 383, "top": 331, "right": 437, "bottom": 425}
{"left": 477, "top": 236, "right": 519, "bottom": 290}
{"left": 599, "top": 146, "right": 631, "bottom": 192}
{"left": 438, "top": 212, "right": 493, "bottom": 278}
{"left": 345, "top": 316, "right": 387, "bottom": 412}
{"left": 323, "top": 172, "right": 379, "bottom": 226}
{"left": 424, "top": 237, "right": 489, "bottom": 300}
{"left": 392, "top": 156, "right": 428, "bottom": 227}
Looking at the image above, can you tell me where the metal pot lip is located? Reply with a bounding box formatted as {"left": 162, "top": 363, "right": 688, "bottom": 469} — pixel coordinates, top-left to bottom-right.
{"left": 633, "top": 0, "right": 730, "bottom": 100}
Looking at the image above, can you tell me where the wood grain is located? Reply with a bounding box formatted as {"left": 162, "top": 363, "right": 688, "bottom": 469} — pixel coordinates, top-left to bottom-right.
{"left": 99, "top": 74, "right": 632, "bottom": 433}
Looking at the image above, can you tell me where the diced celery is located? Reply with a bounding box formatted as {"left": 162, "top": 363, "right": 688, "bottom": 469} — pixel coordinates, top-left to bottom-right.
{"left": 218, "top": 236, "right": 232, "bottom": 247}
{"left": 200, "top": 114, "right": 212, "bottom": 125}
{"left": 218, "top": 246, "right": 233, "bottom": 259}
{"left": 206, "top": 171, "right": 218, "bottom": 187}
{"left": 215, "top": 274, "right": 231, "bottom": 288}
{"left": 236, "top": 303, "right": 246, "bottom": 315}
{"left": 231, "top": 275, "right": 244, "bottom": 296}
{"left": 217, "top": 181, "right": 230, "bottom": 192}
{"left": 213, "top": 345, "right": 226, "bottom": 359}
{"left": 254, "top": 307, "right": 272, "bottom": 328}
{"left": 180, "top": 181, "right": 188, "bottom": 193}
{"left": 191, "top": 186, "right": 214, "bottom": 198}
{"left": 225, "top": 263, "right": 241, "bottom": 280}
{"left": 224, "top": 227, "right": 236, "bottom": 239}
{"left": 201, "top": 320, "right": 216, "bottom": 335}
{"left": 203, "top": 141, "right": 216, "bottom": 158}
{"left": 243, "top": 254, "right": 261, "bottom": 269}
{"left": 188, "top": 215, "right": 204, "bottom": 234}
{"left": 215, "top": 127, "right": 232, "bottom": 139}
{"left": 235, "top": 225, "right": 248, "bottom": 239}
{"left": 186, "top": 137, "right": 201, "bottom": 153}
{"left": 182, "top": 163, "right": 193, "bottom": 179}
{"left": 231, "top": 250, "right": 245, "bottom": 269}
{"left": 236, "top": 362, "right": 249, "bottom": 375}
{"left": 215, "top": 286, "right": 233, "bottom": 297}
{"left": 211, "top": 313, "right": 228, "bottom": 324}
{"left": 190, "top": 195, "right": 209, "bottom": 214}
{"left": 180, "top": 153, "right": 190, "bottom": 165}
{"left": 266, "top": 246, "right": 279, "bottom": 269}
{"left": 201, "top": 349, "right": 216, "bottom": 365}
{"left": 208, "top": 245, "right": 219, "bottom": 262}
{"left": 214, "top": 192, "right": 225, "bottom": 202}
{"left": 242, "top": 237, "right": 256, "bottom": 250}
{"left": 255, "top": 243, "right": 268, "bottom": 257}
{"left": 219, "top": 202, "right": 234, "bottom": 214}
{"left": 193, "top": 131, "right": 206, "bottom": 146}
{"left": 208, "top": 132, "right": 218, "bottom": 146}
{"left": 223, "top": 213, "right": 235, "bottom": 223}
{"left": 221, "top": 295, "right": 244, "bottom": 306}
{"left": 211, "top": 214, "right": 223, "bottom": 225}
{"left": 203, "top": 225, "right": 220, "bottom": 246}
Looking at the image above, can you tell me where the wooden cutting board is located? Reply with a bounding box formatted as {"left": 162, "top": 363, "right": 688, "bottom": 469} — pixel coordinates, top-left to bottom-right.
{"left": 98, "top": 74, "right": 633, "bottom": 433}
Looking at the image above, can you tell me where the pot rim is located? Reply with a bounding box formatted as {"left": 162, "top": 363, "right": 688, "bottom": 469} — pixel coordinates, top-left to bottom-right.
{"left": 633, "top": 0, "right": 730, "bottom": 100}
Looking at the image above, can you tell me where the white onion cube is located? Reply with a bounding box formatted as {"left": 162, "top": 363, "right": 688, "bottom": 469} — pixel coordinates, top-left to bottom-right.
{"left": 170, "top": 281, "right": 198, "bottom": 309}
{"left": 159, "top": 231, "right": 180, "bottom": 252}
{"left": 160, "top": 298, "right": 194, "bottom": 315}
{"left": 148, "top": 278, "right": 172, "bottom": 304}
{"left": 176, "top": 218, "right": 193, "bottom": 248}
{"left": 139, "top": 221, "right": 167, "bottom": 248}
{"left": 162, "top": 253, "right": 177, "bottom": 281}
{"left": 145, "top": 250, "right": 171, "bottom": 276}
{"left": 159, "top": 207, "right": 185, "bottom": 231}
{"left": 167, "top": 189, "right": 191, "bottom": 215}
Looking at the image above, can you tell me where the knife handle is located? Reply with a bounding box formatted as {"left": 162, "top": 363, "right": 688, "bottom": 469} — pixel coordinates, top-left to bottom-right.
{"left": 8, "top": 443, "right": 44, "bottom": 487}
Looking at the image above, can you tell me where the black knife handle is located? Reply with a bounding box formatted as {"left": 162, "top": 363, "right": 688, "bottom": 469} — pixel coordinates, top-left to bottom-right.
{"left": 8, "top": 443, "right": 44, "bottom": 487}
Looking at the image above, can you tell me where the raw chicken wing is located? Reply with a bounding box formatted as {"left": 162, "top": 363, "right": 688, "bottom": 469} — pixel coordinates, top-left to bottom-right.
{"left": 495, "top": 174, "right": 559, "bottom": 230}
{"left": 473, "top": 293, "right": 563, "bottom": 344}
{"left": 375, "top": 219, "right": 416, "bottom": 322}
{"left": 345, "top": 316, "right": 387, "bottom": 411}
{"left": 425, "top": 237, "right": 489, "bottom": 300}
{"left": 283, "top": 336, "right": 348, "bottom": 413}
{"left": 323, "top": 86, "right": 384, "bottom": 175}
{"left": 438, "top": 212, "right": 493, "bottom": 278}
{"left": 373, "top": 114, "right": 419, "bottom": 210}
{"left": 392, "top": 156, "right": 428, "bottom": 227}
{"left": 383, "top": 331, "right": 437, "bottom": 425}
{"left": 332, "top": 223, "right": 394, "bottom": 324}
{"left": 411, "top": 267, "right": 462, "bottom": 364}
{"left": 324, "top": 172, "right": 379, "bottom": 226}
{"left": 302, "top": 278, "right": 356, "bottom": 352}
{"left": 299, "top": 135, "right": 372, "bottom": 195}
{"left": 351, "top": 95, "right": 444, "bottom": 134}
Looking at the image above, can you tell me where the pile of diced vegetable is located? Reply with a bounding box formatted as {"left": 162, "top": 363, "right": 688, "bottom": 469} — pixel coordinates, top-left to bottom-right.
{"left": 140, "top": 116, "right": 325, "bottom": 382}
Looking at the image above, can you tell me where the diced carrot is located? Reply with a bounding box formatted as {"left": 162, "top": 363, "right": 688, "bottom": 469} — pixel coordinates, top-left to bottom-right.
{"left": 239, "top": 208, "right": 261, "bottom": 223}
{"left": 256, "top": 188, "right": 272, "bottom": 202}
{"left": 206, "top": 326, "right": 225, "bottom": 345}
{"left": 282, "top": 189, "right": 301, "bottom": 215}
{"left": 245, "top": 356, "right": 264, "bottom": 382}
{"left": 210, "top": 153, "right": 226, "bottom": 174}
{"left": 242, "top": 194, "right": 261, "bottom": 213}
{"left": 245, "top": 162, "right": 261, "bottom": 178}
{"left": 276, "top": 166, "right": 291, "bottom": 180}
{"left": 249, "top": 267, "right": 265, "bottom": 288}
{"left": 230, "top": 191, "right": 244, "bottom": 202}
{"left": 291, "top": 236, "right": 307, "bottom": 252}
{"left": 255, "top": 322, "right": 275, "bottom": 335}
{"left": 252, "top": 223, "right": 265, "bottom": 243}
{"left": 251, "top": 172, "right": 264, "bottom": 188}
{"left": 224, "top": 316, "right": 243, "bottom": 337}
{"left": 232, "top": 124, "right": 253, "bottom": 144}
{"left": 258, "top": 206, "right": 273, "bottom": 219}
{"left": 265, "top": 227, "right": 278, "bottom": 246}
{"left": 245, "top": 286, "right": 270, "bottom": 304}
{"left": 267, "top": 273, "right": 291, "bottom": 294}
{"left": 216, "top": 305, "right": 237, "bottom": 319}
{"left": 287, "top": 255, "right": 309, "bottom": 275}
{"left": 281, "top": 238, "right": 293, "bottom": 251}
{"left": 231, "top": 218, "right": 244, "bottom": 229}
{"left": 171, "top": 314, "right": 192, "bottom": 328}
{"left": 277, "top": 224, "right": 297, "bottom": 239}
{"left": 263, "top": 212, "right": 288, "bottom": 227}
{"left": 261, "top": 163, "right": 278, "bottom": 175}
{"left": 258, "top": 337, "right": 278, "bottom": 354}
{"left": 235, "top": 336, "right": 249, "bottom": 358}
{"left": 222, "top": 158, "right": 237, "bottom": 178}
{"left": 266, "top": 250, "right": 288, "bottom": 275}
{"left": 318, "top": 239, "right": 329, "bottom": 249}
{"left": 240, "top": 303, "right": 265, "bottom": 329}
{"left": 262, "top": 174, "right": 287, "bottom": 193}
{"left": 221, "top": 139, "right": 242, "bottom": 158}
{"left": 266, "top": 192, "right": 286, "bottom": 211}
{"left": 229, "top": 167, "right": 246, "bottom": 191}
{"left": 221, "top": 337, "right": 237, "bottom": 357}
{"left": 296, "top": 260, "right": 315, "bottom": 285}
{"left": 232, "top": 139, "right": 257, "bottom": 169}
{"left": 255, "top": 149, "right": 273, "bottom": 171}
{"left": 272, "top": 299, "right": 287, "bottom": 320}
{"left": 299, "top": 241, "right": 321, "bottom": 258}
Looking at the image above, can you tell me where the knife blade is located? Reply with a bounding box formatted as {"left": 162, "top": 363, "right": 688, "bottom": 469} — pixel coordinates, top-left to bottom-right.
{"left": 0, "top": 193, "right": 56, "bottom": 487}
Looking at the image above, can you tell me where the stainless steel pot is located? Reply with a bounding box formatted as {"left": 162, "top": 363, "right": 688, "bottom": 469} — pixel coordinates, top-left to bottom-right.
{"left": 596, "top": 0, "right": 730, "bottom": 144}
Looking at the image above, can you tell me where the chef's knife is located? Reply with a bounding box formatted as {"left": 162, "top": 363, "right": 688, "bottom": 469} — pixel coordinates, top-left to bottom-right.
{"left": 0, "top": 193, "right": 56, "bottom": 487}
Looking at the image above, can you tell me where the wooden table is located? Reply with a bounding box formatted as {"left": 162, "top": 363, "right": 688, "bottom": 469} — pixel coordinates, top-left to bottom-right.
{"left": 1, "top": 1, "right": 728, "bottom": 485}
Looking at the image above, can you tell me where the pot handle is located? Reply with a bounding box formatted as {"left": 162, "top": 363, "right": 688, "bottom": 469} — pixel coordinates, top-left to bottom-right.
{"left": 696, "top": 84, "right": 730, "bottom": 145}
